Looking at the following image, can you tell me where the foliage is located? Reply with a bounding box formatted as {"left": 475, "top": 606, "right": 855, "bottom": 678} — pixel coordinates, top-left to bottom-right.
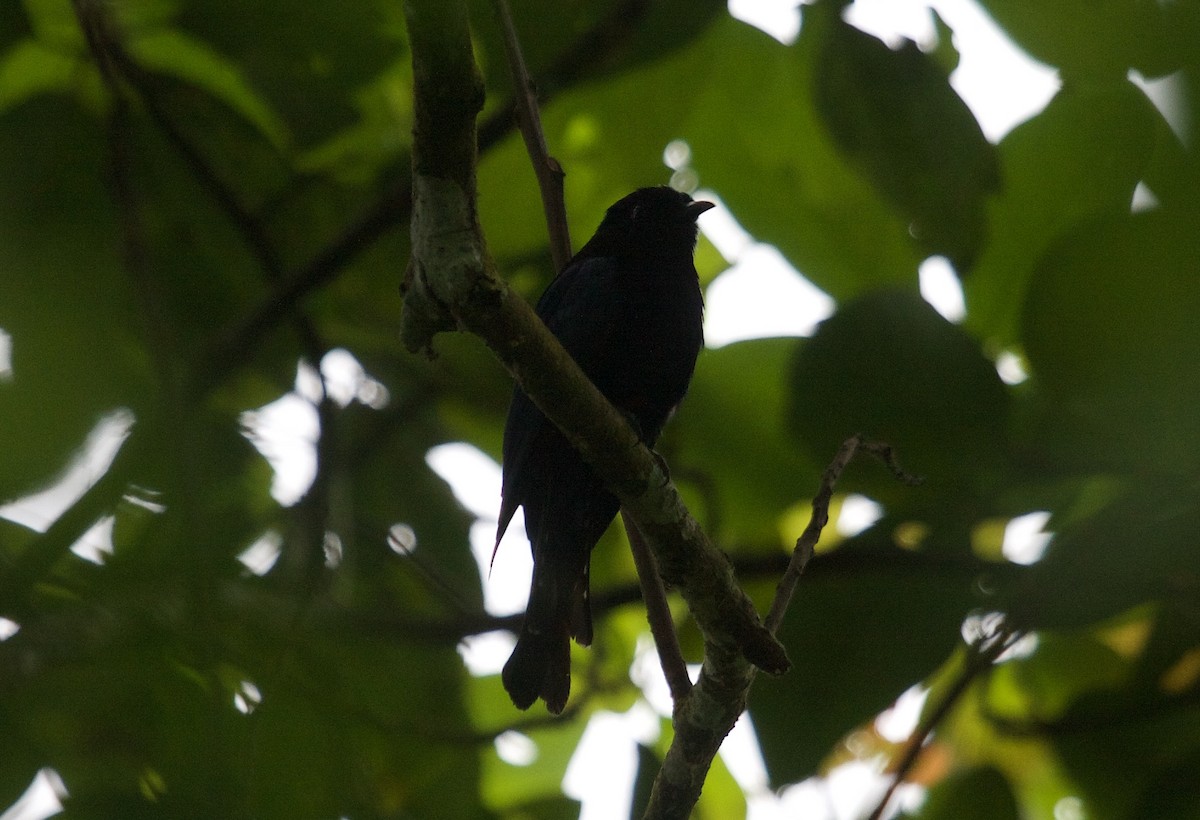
{"left": 1, "top": 0, "right": 1198, "bottom": 817}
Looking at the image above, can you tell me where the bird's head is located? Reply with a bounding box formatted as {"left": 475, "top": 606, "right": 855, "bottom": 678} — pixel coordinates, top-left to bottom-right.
{"left": 584, "top": 186, "right": 714, "bottom": 259}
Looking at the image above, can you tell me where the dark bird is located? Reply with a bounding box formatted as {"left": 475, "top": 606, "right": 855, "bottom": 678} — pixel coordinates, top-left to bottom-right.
{"left": 496, "top": 186, "right": 712, "bottom": 714}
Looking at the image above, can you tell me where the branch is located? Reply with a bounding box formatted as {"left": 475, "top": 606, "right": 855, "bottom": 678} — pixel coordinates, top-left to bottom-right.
{"left": 401, "top": 9, "right": 783, "bottom": 818}
{"left": 765, "top": 435, "right": 922, "bottom": 633}
{"left": 866, "top": 623, "right": 1021, "bottom": 820}
{"left": 490, "top": 0, "right": 571, "bottom": 271}
{"left": 645, "top": 439, "right": 920, "bottom": 819}
{"left": 623, "top": 510, "right": 692, "bottom": 703}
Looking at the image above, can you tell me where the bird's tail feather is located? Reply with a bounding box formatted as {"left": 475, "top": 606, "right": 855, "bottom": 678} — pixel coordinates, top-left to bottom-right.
{"left": 502, "top": 551, "right": 590, "bottom": 714}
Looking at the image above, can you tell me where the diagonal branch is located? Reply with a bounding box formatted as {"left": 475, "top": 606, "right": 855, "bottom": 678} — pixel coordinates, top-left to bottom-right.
{"left": 623, "top": 510, "right": 693, "bottom": 704}
{"left": 765, "top": 435, "right": 922, "bottom": 634}
{"left": 401, "top": 7, "right": 792, "bottom": 819}
{"left": 866, "top": 622, "right": 1021, "bottom": 820}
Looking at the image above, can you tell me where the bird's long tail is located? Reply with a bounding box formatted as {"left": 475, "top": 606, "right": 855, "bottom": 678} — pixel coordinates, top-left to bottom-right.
{"left": 502, "top": 555, "right": 591, "bottom": 714}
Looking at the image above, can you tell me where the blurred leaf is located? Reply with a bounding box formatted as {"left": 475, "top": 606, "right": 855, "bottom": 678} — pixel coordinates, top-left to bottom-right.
{"left": 1020, "top": 206, "right": 1200, "bottom": 474}
{"left": 1132, "top": 749, "right": 1200, "bottom": 820}
{"left": 692, "top": 12, "right": 921, "bottom": 297}
{"left": 986, "top": 633, "right": 1129, "bottom": 722}
{"left": 1010, "top": 480, "right": 1200, "bottom": 629}
{"left": 975, "top": 0, "right": 1180, "bottom": 78}
{"left": 174, "top": 0, "right": 403, "bottom": 147}
{"left": 1050, "top": 701, "right": 1200, "bottom": 820}
{"left": 749, "top": 549, "right": 980, "bottom": 787}
{"left": 899, "top": 766, "right": 1019, "bottom": 820}
{"left": 21, "top": 0, "right": 82, "bottom": 49}
{"left": 788, "top": 289, "right": 1010, "bottom": 516}
{"left": 813, "top": 8, "right": 999, "bottom": 271}
{"left": 0, "top": 97, "right": 149, "bottom": 501}
{"left": 0, "top": 38, "right": 77, "bottom": 113}
{"left": 479, "top": 13, "right": 922, "bottom": 301}
{"left": 469, "top": 0, "right": 728, "bottom": 104}
{"left": 674, "top": 337, "right": 818, "bottom": 545}
{"left": 126, "top": 29, "right": 291, "bottom": 150}
{"left": 965, "top": 80, "right": 1157, "bottom": 345}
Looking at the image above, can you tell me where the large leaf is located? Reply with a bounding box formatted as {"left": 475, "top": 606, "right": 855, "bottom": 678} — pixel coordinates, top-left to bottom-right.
{"left": 813, "top": 6, "right": 999, "bottom": 272}
{"left": 0, "top": 97, "right": 149, "bottom": 501}
{"left": 975, "top": 0, "right": 1182, "bottom": 79}
{"left": 788, "top": 289, "right": 1010, "bottom": 516}
{"left": 899, "top": 766, "right": 1019, "bottom": 820}
{"left": 749, "top": 543, "right": 982, "bottom": 786}
{"left": 1020, "top": 206, "right": 1200, "bottom": 474}
{"left": 174, "top": 0, "right": 403, "bottom": 148}
{"left": 672, "top": 337, "right": 819, "bottom": 545}
{"left": 1010, "top": 480, "right": 1200, "bottom": 629}
{"left": 965, "top": 80, "right": 1157, "bottom": 345}
{"left": 478, "top": 13, "right": 922, "bottom": 300}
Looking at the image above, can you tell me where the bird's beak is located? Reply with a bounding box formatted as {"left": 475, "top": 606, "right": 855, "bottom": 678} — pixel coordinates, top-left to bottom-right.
{"left": 686, "top": 200, "right": 715, "bottom": 220}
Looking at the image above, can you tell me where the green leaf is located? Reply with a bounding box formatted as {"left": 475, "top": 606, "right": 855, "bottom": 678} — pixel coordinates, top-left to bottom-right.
{"left": 986, "top": 633, "right": 1129, "bottom": 722}
{"left": 0, "top": 97, "right": 150, "bottom": 501}
{"left": 20, "top": 0, "right": 81, "bottom": 50}
{"left": 788, "top": 289, "right": 1010, "bottom": 514}
{"left": 1011, "top": 480, "right": 1200, "bottom": 629}
{"left": 974, "top": 0, "right": 1179, "bottom": 79}
{"left": 690, "top": 13, "right": 921, "bottom": 297}
{"left": 0, "top": 38, "right": 78, "bottom": 113}
{"left": 900, "top": 766, "right": 1019, "bottom": 820}
{"left": 1132, "top": 750, "right": 1200, "bottom": 820}
{"left": 749, "top": 553, "right": 980, "bottom": 787}
{"left": 174, "top": 0, "right": 402, "bottom": 147}
{"left": 965, "top": 80, "right": 1157, "bottom": 345}
{"left": 1020, "top": 206, "right": 1200, "bottom": 474}
{"left": 126, "top": 29, "right": 291, "bottom": 150}
{"left": 479, "top": 13, "right": 922, "bottom": 301}
{"left": 813, "top": 9, "right": 999, "bottom": 271}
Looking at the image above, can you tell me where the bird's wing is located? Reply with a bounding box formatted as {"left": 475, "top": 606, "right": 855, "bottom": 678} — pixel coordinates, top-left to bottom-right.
{"left": 494, "top": 256, "right": 623, "bottom": 550}
{"left": 534, "top": 256, "right": 624, "bottom": 390}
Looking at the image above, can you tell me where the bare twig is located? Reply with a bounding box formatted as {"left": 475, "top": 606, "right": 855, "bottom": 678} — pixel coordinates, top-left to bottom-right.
{"left": 622, "top": 510, "right": 692, "bottom": 703}
{"left": 858, "top": 440, "right": 924, "bottom": 487}
{"left": 765, "top": 435, "right": 923, "bottom": 634}
{"left": 865, "top": 622, "right": 1021, "bottom": 820}
{"left": 490, "top": 0, "right": 572, "bottom": 271}
{"left": 765, "top": 435, "right": 860, "bottom": 634}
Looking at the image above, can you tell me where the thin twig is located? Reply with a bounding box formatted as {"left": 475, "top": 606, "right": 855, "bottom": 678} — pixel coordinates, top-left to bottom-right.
{"left": 765, "top": 436, "right": 923, "bottom": 635}
{"left": 490, "top": 0, "right": 572, "bottom": 271}
{"left": 865, "top": 623, "right": 1021, "bottom": 820}
{"left": 858, "top": 440, "right": 925, "bottom": 487}
{"left": 622, "top": 510, "right": 693, "bottom": 703}
{"left": 765, "top": 435, "right": 853, "bottom": 633}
